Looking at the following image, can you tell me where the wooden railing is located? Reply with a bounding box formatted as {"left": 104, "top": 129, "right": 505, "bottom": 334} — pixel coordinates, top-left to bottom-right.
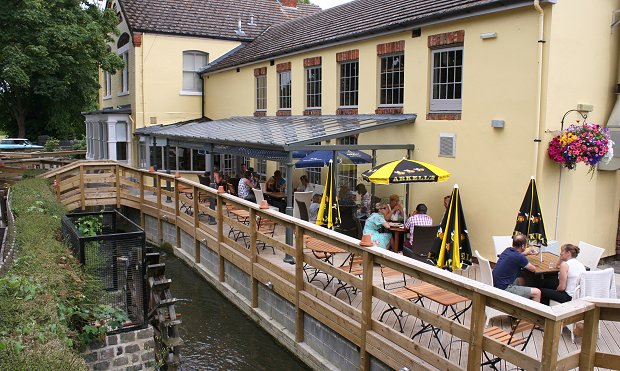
{"left": 42, "top": 161, "right": 620, "bottom": 371}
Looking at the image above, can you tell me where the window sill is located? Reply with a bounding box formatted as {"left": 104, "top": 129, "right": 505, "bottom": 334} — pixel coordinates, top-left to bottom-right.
{"left": 117, "top": 91, "right": 130, "bottom": 97}
{"left": 376, "top": 107, "right": 403, "bottom": 115}
{"left": 426, "top": 112, "right": 461, "bottom": 121}
{"left": 103, "top": 95, "right": 112, "bottom": 100}
{"left": 179, "top": 91, "right": 203, "bottom": 96}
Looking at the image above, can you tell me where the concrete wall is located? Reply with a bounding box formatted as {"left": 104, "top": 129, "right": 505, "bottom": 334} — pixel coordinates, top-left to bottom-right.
{"left": 82, "top": 326, "right": 156, "bottom": 371}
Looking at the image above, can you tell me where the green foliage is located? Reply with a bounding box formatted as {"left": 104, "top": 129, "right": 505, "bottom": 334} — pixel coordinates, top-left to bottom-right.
{"left": 72, "top": 137, "right": 86, "bottom": 150}
{"left": 0, "top": 0, "right": 124, "bottom": 138}
{"left": 75, "top": 215, "right": 103, "bottom": 236}
{"left": 62, "top": 304, "right": 128, "bottom": 350}
{"left": 160, "top": 241, "right": 173, "bottom": 254}
{"left": 0, "top": 178, "right": 128, "bottom": 368}
{"left": 43, "top": 137, "right": 60, "bottom": 152}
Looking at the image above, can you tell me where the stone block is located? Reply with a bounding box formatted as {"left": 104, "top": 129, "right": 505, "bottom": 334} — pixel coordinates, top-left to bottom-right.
{"left": 125, "top": 344, "right": 140, "bottom": 353}
{"left": 120, "top": 332, "right": 136, "bottom": 342}
{"left": 143, "top": 339, "right": 155, "bottom": 350}
{"left": 125, "top": 365, "right": 143, "bottom": 371}
{"left": 93, "top": 360, "right": 110, "bottom": 370}
{"left": 106, "top": 334, "right": 118, "bottom": 345}
{"left": 89, "top": 339, "right": 106, "bottom": 350}
{"left": 141, "top": 351, "right": 155, "bottom": 361}
{"left": 137, "top": 327, "right": 154, "bottom": 339}
{"left": 99, "top": 347, "right": 115, "bottom": 360}
{"left": 83, "top": 351, "right": 98, "bottom": 363}
{"left": 132, "top": 353, "right": 140, "bottom": 363}
{"left": 117, "top": 346, "right": 123, "bottom": 355}
{"left": 112, "top": 356, "right": 129, "bottom": 367}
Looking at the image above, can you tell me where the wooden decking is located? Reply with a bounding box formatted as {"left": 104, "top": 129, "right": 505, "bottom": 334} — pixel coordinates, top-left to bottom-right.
{"left": 42, "top": 161, "right": 620, "bottom": 371}
{"left": 198, "top": 217, "right": 620, "bottom": 370}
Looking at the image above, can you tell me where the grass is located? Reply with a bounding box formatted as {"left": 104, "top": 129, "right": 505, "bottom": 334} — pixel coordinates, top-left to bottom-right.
{"left": 0, "top": 178, "right": 102, "bottom": 370}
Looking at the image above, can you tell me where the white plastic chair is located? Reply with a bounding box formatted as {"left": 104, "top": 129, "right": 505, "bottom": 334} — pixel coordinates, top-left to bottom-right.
{"left": 576, "top": 241, "right": 605, "bottom": 270}
{"left": 252, "top": 188, "right": 278, "bottom": 211}
{"left": 293, "top": 191, "right": 313, "bottom": 219}
{"left": 566, "top": 268, "right": 617, "bottom": 342}
{"left": 492, "top": 236, "right": 513, "bottom": 261}
{"left": 474, "top": 250, "right": 505, "bottom": 327}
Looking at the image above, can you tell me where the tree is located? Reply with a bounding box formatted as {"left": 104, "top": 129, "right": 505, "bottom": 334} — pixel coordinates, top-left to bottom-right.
{"left": 0, "top": 0, "right": 123, "bottom": 139}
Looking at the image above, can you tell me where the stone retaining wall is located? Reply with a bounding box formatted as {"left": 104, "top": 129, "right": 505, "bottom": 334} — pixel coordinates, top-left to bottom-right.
{"left": 82, "top": 325, "right": 156, "bottom": 371}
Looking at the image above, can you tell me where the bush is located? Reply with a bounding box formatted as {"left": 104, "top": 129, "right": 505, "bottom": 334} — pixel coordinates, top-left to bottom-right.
{"left": 43, "top": 137, "right": 60, "bottom": 152}
{"left": 0, "top": 178, "right": 126, "bottom": 368}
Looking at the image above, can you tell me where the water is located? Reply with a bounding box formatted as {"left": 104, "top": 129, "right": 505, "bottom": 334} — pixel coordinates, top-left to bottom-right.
{"left": 158, "top": 251, "right": 310, "bottom": 371}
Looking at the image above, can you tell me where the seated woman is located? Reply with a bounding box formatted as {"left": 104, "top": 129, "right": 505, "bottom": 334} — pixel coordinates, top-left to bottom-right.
{"left": 540, "top": 243, "right": 586, "bottom": 305}
{"left": 362, "top": 202, "right": 392, "bottom": 250}
{"left": 266, "top": 170, "right": 286, "bottom": 192}
{"left": 237, "top": 170, "right": 256, "bottom": 203}
{"left": 388, "top": 194, "right": 405, "bottom": 222}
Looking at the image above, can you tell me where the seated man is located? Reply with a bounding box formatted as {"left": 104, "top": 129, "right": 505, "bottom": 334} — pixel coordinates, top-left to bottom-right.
{"left": 266, "top": 170, "right": 286, "bottom": 192}
{"left": 403, "top": 203, "right": 433, "bottom": 248}
{"left": 492, "top": 234, "right": 541, "bottom": 302}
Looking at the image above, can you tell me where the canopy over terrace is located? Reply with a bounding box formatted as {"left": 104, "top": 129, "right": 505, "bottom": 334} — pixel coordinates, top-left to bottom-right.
{"left": 135, "top": 114, "right": 417, "bottom": 243}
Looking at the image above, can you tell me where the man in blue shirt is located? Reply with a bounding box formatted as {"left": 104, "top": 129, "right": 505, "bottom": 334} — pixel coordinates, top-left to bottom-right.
{"left": 492, "top": 234, "right": 541, "bottom": 302}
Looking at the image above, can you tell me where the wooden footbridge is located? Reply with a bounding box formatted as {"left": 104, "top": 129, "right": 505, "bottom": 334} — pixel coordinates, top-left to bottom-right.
{"left": 40, "top": 160, "right": 620, "bottom": 371}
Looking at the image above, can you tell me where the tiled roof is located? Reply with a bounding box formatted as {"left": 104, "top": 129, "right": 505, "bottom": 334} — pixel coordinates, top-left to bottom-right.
{"left": 204, "top": 0, "right": 534, "bottom": 72}
{"left": 119, "top": 0, "right": 321, "bottom": 41}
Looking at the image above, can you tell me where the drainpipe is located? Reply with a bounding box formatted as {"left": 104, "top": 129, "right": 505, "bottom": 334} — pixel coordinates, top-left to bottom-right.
{"left": 533, "top": 0, "right": 545, "bottom": 181}
{"left": 200, "top": 74, "right": 205, "bottom": 118}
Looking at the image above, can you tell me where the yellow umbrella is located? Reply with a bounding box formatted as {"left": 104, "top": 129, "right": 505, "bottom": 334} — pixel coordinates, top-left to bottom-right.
{"left": 316, "top": 160, "right": 340, "bottom": 228}
{"left": 361, "top": 158, "right": 450, "bottom": 184}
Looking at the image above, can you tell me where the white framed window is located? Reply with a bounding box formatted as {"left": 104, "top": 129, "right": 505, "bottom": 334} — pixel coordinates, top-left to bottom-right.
{"left": 182, "top": 51, "right": 208, "bottom": 94}
{"left": 379, "top": 53, "right": 404, "bottom": 106}
{"left": 278, "top": 70, "right": 291, "bottom": 110}
{"left": 117, "top": 43, "right": 129, "bottom": 95}
{"left": 430, "top": 47, "right": 463, "bottom": 112}
{"left": 256, "top": 75, "right": 267, "bottom": 111}
{"left": 305, "top": 66, "right": 322, "bottom": 109}
{"left": 104, "top": 71, "right": 112, "bottom": 99}
{"left": 256, "top": 158, "right": 267, "bottom": 181}
{"left": 339, "top": 61, "right": 359, "bottom": 107}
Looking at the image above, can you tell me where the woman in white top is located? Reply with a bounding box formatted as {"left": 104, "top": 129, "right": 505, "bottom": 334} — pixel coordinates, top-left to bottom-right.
{"left": 540, "top": 243, "right": 586, "bottom": 305}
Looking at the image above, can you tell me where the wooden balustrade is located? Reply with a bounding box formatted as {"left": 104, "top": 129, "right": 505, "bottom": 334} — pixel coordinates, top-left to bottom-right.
{"left": 42, "top": 161, "right": 620, "bottom": 370}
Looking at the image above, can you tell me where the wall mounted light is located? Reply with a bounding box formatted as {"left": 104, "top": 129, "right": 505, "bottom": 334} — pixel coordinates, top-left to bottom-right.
{"left": 480, "top": 32, "right": 497, "bottom": 40}
{"left": 491, "top": 119, "right": 505, "bottom": 128}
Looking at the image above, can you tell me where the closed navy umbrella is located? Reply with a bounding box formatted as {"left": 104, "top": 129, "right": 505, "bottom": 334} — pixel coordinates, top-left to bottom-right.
{"left": 513, "top": 177, "right": 547, "bottom": 247}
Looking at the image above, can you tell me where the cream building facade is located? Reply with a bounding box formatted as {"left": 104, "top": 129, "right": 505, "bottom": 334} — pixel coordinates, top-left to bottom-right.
{"left": 200, "top": 0, "right": 620, "bottom": 259}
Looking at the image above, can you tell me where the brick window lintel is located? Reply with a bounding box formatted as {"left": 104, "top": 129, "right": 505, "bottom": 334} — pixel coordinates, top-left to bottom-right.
{"left": 428, "top": 30, "right": 465, "bottom": 49}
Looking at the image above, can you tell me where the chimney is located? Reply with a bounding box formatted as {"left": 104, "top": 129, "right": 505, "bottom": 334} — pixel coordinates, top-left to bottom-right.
{"left": 280, "top": 0, "right": 297, "bottom": 7}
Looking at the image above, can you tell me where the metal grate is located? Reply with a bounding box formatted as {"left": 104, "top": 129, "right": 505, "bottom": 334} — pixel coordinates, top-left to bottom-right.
{"left": 62, "top": 210, "right": 146, "bottom": 330}
{"left": 439, "top": 133, "right": 456, "bottom": 157}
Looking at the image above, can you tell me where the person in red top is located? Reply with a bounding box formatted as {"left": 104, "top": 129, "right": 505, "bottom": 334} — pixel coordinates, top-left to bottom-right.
{"left": 404, "top": 203, "right": 433, "bottom": 247}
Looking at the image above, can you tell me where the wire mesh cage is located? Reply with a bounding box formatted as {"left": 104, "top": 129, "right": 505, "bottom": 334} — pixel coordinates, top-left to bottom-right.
{"left": 62, "top": 210, "right": 146, "bottom": 330}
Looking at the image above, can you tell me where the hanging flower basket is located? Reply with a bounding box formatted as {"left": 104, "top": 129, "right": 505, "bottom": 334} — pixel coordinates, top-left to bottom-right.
{"left": 547, "top": 123, "right": 612, "bottom": 172}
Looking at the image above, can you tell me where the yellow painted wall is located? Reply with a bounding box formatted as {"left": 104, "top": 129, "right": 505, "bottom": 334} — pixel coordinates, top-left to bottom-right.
{"left": 99, "top": 14, "right": 133, "bottom": 111}
{"left": 204, "top": 8, "right": 545, "bottom": 258}
{"left": 203, "top": 2, "right": 620, "bottom": 258}
{"left": 138, "top": 34, "right": 242, "bottom": 128}
{"left": 537, "top": 0, "right": 620, "bottom": 255}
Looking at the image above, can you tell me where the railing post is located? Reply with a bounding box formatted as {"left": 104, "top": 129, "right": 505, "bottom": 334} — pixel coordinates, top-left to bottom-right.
{"left": 250, "top": 209, "right": 258, "bottom": 308}
{"left": 79, "top": 165, "right": 85, "bottom": 210}
{"left": 294, "top": 225, "right": 305, "bottom": 342}
{"left": 467, "top": 292, "right": 486, "bottom": 370}
{"left": 541, "top": 318, "right": 562, "bottom": 370}
{"left": 193, "top": 185, "right": 200, "bottom": 264}
{"left": 156, "top": 173, "right": 163, "bottom": 243}
{"left": 139, "top": 170, "right": 145, "bottom": 229}
{"left": 216, "top": 192, "right": 225, "bottom": 282}
{"left": 115, "top": 164, "right": 121, "bottom": 209}
{"left": 359, "top": 250, "right": 374, "bottom": 371}
{"left": 579, "top": 307, "right": 600, "bottom": 370}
